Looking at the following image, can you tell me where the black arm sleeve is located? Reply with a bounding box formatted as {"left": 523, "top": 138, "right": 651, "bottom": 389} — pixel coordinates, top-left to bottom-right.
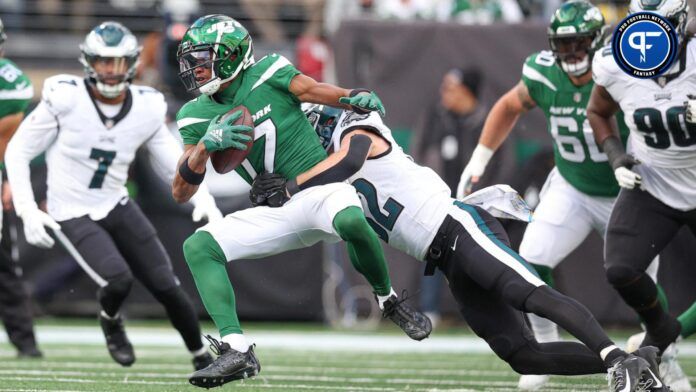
{"left": 287, "top": 133, "right": 372, "bottom": 195}
{"left": 601, "top": 135, "right": 633, "bottom": 170}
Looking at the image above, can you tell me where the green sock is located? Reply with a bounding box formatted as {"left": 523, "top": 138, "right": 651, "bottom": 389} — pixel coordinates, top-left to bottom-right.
{"left": 530, "top": 263, "right": 555, "bottom": 287}
{"left": 183, "top": 231, "right": 242, "bottom": 336}
{"left": 333, "top": 206, "right": 392, "bottom": 296}
{"left": 678, "top": 301, "right": 696, "bottom": 339}
{"left": 656, "top": 283, "right": 669, "bottom": 313}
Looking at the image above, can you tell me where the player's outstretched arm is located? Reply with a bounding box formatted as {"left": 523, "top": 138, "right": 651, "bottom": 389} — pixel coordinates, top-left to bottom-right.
{"left": 0, "top": 112, "right": 24, "bottom": 162}
{"left": 5, "top": 101, "right": 61, "bottom": 248}
{"left": 587, "top": 84, "right": 641, "bottom": 189}
{"left": 289, "top": 74, "right": 384, "bottom": 116}
{"left": 456, "top": 81, "right": 535, "bottom": 198}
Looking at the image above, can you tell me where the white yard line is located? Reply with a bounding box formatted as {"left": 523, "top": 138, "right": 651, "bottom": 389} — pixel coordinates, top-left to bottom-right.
{"left": 6, "top": 326, "right": 696, "bottom": 356}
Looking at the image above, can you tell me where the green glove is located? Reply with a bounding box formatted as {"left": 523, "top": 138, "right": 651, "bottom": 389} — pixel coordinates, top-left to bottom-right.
{"left": 201, "top": 111, "right": 253, "bottom": 152}
{"left": 339, "top": 91, "right": 386, "bottom": 116}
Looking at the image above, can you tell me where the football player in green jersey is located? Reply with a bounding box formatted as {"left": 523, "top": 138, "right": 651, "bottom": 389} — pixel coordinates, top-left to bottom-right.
{"left": 457, "top": 1, "right": 672, "bottom": 390}
{"left": 172, "top": 15, "right": 430, "bottom": 388}
{"left": 0, "top": 17, "right": 42, "bottom": 358}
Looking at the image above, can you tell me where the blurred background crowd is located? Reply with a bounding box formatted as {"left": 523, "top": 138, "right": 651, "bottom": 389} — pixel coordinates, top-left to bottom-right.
{"left": 1, "top": 0, "right": 695, "bottom": 343}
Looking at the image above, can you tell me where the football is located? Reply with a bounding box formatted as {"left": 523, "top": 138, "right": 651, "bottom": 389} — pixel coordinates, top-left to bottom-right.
{"left": 210, "top": 105, "right": 255, "bottom": 174}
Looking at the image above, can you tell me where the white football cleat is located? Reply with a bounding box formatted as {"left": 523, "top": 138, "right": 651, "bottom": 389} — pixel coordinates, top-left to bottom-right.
{"left": 626, "top": 331, "right": 646, "bottom": 353}
{"left": 517, "top": 374, "right": 549, "bottom": 390}
{"left": 660, "top": 342, "right": 693, "bottom": 392}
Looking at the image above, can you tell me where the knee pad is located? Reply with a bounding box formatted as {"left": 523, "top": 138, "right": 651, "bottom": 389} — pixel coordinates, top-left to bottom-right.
{"left": 606, "top": 264, "right": 642, "bottom": 287}
{"left": 183, "top": 231, "right": 226, "bottom": 267}
{"left": 99, "top": 273, "right": 133, "bottom": 300}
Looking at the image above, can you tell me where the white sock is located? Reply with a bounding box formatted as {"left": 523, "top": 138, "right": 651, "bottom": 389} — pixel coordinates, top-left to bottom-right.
{"left": 190, "top": 346, "right": 208, "bottom": 357}
{"left": 377, "top": 288, "right": 397, "bottom": 310}
{"left": 221, "top": 333, "right": 249, "bottom": 353}
{"left": 100, "top": 310, "right": 119, "bottom": 320}
{"left": 600, "top": 345, "right": 621, "bottom": 362}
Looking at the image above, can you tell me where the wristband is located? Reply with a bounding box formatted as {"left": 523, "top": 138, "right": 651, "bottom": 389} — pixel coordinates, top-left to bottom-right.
{"left": 179, "top": 157, "right": 205, "bottom": 185}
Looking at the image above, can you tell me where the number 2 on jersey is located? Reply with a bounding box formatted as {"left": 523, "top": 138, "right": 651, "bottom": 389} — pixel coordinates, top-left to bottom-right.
{"left": 352, "top": 179, "right": 404, "bottom": 242}
{"left": 89, "top": 148, "right": 117, "bottom": 189}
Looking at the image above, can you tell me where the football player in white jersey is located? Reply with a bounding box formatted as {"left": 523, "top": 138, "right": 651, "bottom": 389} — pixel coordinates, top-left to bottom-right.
{"left": 588, "top": 0, "right": 696, "bottom": 388}
{"left": 4, "top": 22, "right": 222, "bottom": 370}
{"left": 251, "top": 104, "right": 666, "bottom": 391}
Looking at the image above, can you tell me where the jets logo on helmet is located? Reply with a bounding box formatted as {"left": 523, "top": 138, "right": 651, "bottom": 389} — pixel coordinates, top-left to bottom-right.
{"left": 177, "top": 15, "right": 255, "bottom": 96}
{"left": 301, "top": 103, "right": 344, "bottom": 151}
{"left": 547, "top": 0, "right": 607, "bottom": 77}
{"left": 79, "top": 21, "right": 141, "bottom": 99}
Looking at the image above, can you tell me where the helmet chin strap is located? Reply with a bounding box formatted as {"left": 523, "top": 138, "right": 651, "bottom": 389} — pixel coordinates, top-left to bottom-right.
{"left": 199, "top": 77, "right": 222, "bottom": 95}
{"left": 96, "top": 81, "right": 127, "bottom": 99}
{"left": 561, "top": 55, "right": 590, "bottom": 77}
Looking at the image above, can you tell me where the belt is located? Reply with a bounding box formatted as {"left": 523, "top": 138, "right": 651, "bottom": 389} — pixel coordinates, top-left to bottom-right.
{"left": 424, "top": 215, "right": 454, "bottom": 276}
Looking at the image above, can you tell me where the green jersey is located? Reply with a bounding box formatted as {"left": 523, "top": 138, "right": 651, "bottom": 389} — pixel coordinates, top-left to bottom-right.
{"left": 177, "top": 54, "right": 327, "bottom": 184}
{"left": 521, "top": 50, "right": 628, "bottom": 197}
{"left": 0, "top": 58, "right": 33, "bottom": 118}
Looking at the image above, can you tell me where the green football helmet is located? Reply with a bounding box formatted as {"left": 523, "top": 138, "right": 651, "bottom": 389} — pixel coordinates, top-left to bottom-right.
{"left": 177, "top": 14, "right": 254, "bottom": 96}
{"left": 629, "top": 0, "right": 690, "bottom": 49}
{"left": 548, "top": 0, "right": 607, "bottom": 77}
{"left": 301, "top": 103, "right": 344, "bottom": 151}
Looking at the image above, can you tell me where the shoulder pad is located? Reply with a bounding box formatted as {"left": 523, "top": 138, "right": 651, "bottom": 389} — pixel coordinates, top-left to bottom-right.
{"left": 522, "top": 51, "right": 560, "bottom": 92}
{"left": 592, "top": 45, "right": 621, "bottom": 88}
{"left": 41, "top": 74, "right": 82, "bottom": 115}
{"left": 131, "top": 84, "right": 167, "bottom": 119}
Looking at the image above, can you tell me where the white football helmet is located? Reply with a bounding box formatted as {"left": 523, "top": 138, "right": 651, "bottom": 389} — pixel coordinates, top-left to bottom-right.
{"left": 629, "top": 0, "right": 690, "bottom": 48}
{"left": 79, "top": 21, "right": 141, "bottom": 98}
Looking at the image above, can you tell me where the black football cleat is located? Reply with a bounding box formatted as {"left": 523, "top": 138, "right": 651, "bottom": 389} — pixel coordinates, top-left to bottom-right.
{"left": 381, "top": 291, "right": 432, "bottom": 341}
{"left": 608, "top": 353, "right": 650, "bottom": 392}
{"left": 192, "top": 351, "right": 215, "bottom": 371}
{"left": 99, "top": 312, "right": 135, "bottom": 367}
{"left": 189, "top": 335, "right": 261, "bottom": 389}
{"left": 634, "top": 346, "right": 670, "bottom": 391}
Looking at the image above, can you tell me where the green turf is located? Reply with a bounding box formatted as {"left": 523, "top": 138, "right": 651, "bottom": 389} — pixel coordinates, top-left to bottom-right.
{"left": 1, "top": 324, "right": 694, "bottom": 391}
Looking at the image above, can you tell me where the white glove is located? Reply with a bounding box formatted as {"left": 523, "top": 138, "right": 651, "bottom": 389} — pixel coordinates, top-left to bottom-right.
{"left": 191, "top": 195, "right": 223, "bottom": 223}
{"left": 686, "top": 94, "right": 696, "bottom": 124}
{"left": 614, "top": 166, "right": 642, "bottom": 189}
{"left": 20, "top": 208, "right": 61, "bottom": 248}
{"left": 456, "top": 144, "right": 494, "bottom": 199}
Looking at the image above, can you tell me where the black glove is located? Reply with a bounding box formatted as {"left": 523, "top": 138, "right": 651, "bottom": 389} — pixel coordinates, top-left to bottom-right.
{"left": 249, "top": 172, "right": 290, "bottom": 208}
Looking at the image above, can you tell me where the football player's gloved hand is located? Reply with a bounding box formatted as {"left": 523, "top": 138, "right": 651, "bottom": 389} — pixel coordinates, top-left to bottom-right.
{"left": 201, "top": 112, "right": 253, "bottom": 153}
{"left": 456, "top": 144, "right": 494, "bottom": 199}
{"left": 249, "top": 172, "right": 290, "bottom": 208}
{"left": 20, "top": 208, "right": 61, "bottom": 249}
{"left": 191, "top": 195, "right": 223, "bottom": 223}
{"left": 339, "top": 91, "right": 386, "bottom": 116}
{"left": 685, "top": 94, "right": 696, "bottom": 124}
{"left": 612, "top": 154, "right": 642, "bottom": 189}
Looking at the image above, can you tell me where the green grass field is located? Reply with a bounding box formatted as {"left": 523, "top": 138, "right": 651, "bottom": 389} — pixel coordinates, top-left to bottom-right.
{"left": 1, "top": 321, "right": 695, "bottom": 391}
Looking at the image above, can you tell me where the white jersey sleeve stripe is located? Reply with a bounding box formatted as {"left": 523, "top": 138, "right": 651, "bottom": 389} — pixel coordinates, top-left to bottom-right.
{"left": 0, "top": 85, "right": 33, "bottom": 100}
{"left": 522, "top": 64, "right": 557, "bottom": 91}
{"left": 177, "top": 117, "right": 209, "bottom": 129}
{"left": 452, "top": 201, "right": 545, "bottom": 287}
{"left": 250, "top": 56, "right": 291, "bottom": 91}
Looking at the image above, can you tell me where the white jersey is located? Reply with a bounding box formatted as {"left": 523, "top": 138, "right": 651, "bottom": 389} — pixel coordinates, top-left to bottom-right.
{"left": 593, "top": 40, "right": 696, "bottom": 210}
{"left": 6, "top": 75, "right": 188, "bottom": 221}
{"left": 330, "top": 111, "right": 452, "bottom": 260}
